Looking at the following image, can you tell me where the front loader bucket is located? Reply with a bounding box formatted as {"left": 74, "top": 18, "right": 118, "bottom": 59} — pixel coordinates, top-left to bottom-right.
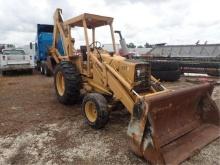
{"left": 128, "top": 83, "right": 220, "bottom": 165}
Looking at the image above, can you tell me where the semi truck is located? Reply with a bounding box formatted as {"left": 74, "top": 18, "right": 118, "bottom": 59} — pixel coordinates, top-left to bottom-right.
{"left": 33, "top": 24, "right": 63, "bottom": 76}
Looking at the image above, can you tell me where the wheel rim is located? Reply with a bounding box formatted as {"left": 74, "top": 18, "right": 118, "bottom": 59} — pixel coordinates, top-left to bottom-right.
{"left": 85, "top": 101, "right": 97, "bottom": 122}
{"left": 56, "top": 71, "right": 65, "bottom": 96}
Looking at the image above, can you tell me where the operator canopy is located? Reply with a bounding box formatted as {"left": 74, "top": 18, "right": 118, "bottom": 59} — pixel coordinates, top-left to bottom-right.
{"left": 64, "top": 13, "right": 114, "bottom": 28}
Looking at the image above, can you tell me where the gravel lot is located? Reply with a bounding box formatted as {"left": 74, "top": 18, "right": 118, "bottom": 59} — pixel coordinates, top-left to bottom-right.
{"left": 0, "top": 72, "right": 219, "bottom": 165}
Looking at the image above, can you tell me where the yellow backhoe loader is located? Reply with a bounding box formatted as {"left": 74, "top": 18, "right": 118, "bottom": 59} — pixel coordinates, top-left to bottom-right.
{"left": 48, "top": 9, "right": 220, "bottom": 164}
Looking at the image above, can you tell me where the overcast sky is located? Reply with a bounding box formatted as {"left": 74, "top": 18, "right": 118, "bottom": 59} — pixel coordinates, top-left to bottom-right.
{"left": 0, "top": 0, "right": 220, "bottom": 47}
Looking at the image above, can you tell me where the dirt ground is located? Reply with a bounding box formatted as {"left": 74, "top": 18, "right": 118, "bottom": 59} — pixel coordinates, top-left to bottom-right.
{"left": 0, "top": 72, "right": 219, "bottom": 165}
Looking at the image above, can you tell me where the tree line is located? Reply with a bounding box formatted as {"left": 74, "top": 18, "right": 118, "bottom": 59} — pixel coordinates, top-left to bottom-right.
{"left": 126, "top": 42, "right": 152, "bottom": 48}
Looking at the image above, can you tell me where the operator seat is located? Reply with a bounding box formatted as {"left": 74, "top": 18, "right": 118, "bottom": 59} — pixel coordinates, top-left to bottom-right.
{"left": 80, "top": 46, "right": 87, "bottom": 61}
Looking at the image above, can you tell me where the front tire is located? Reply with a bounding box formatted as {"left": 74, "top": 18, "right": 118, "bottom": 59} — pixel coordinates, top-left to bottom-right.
{"left": 82, "top": 93, "right": 109, "bottom": 129}
{"left": 54, "top": 61, "right": 81, "bottom": 105}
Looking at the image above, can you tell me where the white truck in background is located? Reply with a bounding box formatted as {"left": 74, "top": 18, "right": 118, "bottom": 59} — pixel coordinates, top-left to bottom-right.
{"left": 18, "top": 44, "right": 35, "bottom": 57}
{"left": 0, "top": 48, "right": 35, "bottom": 75}
{"left": 0, "top": 44, "right": 15, "bottom": 53}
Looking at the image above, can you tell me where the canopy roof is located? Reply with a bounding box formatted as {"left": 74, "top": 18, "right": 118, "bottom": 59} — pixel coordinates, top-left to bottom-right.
{"left": 64, "top": 13, "right": 114, "bottom": 29}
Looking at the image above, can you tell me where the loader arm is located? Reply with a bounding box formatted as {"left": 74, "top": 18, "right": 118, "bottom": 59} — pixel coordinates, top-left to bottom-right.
{"left": 88, "top": 53, "right": 136, "bottom": 112}
{"left": 89, "top": 52, "right": 168, "bottom": 113}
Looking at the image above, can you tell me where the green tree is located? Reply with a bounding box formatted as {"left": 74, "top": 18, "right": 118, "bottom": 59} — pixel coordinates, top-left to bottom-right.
{"left": 127, "top": 42, "right": 136, "bottom": 48}
{"left": 137, "top": 45, "right": 143, "bottom": 48}
{"left": 144, "top": 42, "right": 151, "bottom": 48}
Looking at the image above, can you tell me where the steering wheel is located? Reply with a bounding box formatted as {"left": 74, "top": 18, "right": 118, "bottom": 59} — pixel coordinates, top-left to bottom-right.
{"left": 89, "top": 41, "right": 102, "bottom": 49}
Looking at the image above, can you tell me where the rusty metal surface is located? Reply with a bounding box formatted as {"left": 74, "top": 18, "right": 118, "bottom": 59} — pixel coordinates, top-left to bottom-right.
{"left": 161, "top": 124, "right": 220, "bottom": 165}
{"left": 146, "top": 83, "right": 211, "bottom": 148}
{"left": 128, "top": 83, "right": 220, "bottom": 164}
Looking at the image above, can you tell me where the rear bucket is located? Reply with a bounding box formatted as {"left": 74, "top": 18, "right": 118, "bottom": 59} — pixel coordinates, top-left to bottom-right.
{"left": 128, "top": 83, "right": 220, "bottom": 165}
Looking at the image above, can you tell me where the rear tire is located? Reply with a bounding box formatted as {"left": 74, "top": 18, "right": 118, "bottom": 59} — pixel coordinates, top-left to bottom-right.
{"left": 44, "top": 64, "right": 52, "bottom": 77}
{"left": 36, "top": 61, "right": 41, "bottom": 71}
{"left": 40, "top": 64, "right": 44, "bottom": 75}
{"left": 54, "top": 61, "right": 81, "bottom": 105}
{"left": 82, "top": 93, "right": 109, "bottom": 129}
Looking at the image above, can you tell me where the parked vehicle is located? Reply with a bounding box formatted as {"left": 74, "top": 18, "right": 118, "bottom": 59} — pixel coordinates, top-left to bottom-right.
{"left": 0, "top": 48, "right": 35, "bottom": 75}
{"left": 18, "top": 44, "right": 35, "bottom": 57}
{"left": 0, "top": 44, "right": 15, "bottom": 54}
{"left": 33, "top": 24, "right": 64, "bottom": 76}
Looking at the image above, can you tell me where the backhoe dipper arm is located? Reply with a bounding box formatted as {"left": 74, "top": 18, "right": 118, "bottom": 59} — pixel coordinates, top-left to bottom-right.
{"left": 50, "top": 8, "right": 74, "bottom": 62}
